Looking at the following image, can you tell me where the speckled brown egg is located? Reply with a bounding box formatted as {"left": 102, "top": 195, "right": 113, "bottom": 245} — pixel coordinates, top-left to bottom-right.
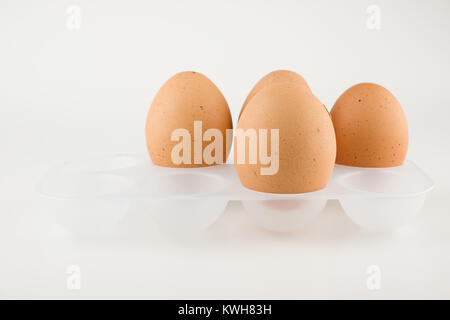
{"left": 239, "top": 70, "right": 311, "bottom": 119}
{"left": 330, "top": 83, "right": 408, "bottom": 167}
{"left": 146, "top": 71, "right": 233, "bottom": 167}
{"left": 235, "top": 83, "right": 336, "bottom": 194}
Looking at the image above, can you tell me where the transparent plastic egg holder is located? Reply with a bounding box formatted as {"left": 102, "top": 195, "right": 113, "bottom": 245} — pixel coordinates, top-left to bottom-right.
{"left": 37, "top": 153, "right": 433, "bottom": 235}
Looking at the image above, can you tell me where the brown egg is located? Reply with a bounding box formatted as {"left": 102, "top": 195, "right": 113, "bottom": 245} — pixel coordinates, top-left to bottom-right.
{"left": 146, "top": 71, "right": 233, "bottom": 167}
{"left": 331, "top": 83, "right": 408, "bottom": 167}
{"left": 235, "top": 83, "right": 336, "bottom": 194}
{"left": 239, "top": 70, "right": 311, "bottom": 119}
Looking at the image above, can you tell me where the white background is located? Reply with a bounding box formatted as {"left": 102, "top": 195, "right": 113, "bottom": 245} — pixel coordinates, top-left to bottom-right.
{"left": 1, "top": 0, "right": 450, "bottom": 299}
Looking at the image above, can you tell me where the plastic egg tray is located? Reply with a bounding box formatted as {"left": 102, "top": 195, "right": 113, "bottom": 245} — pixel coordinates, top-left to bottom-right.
{"left": 37, "top": 153, "right": 433, "bottom": 235}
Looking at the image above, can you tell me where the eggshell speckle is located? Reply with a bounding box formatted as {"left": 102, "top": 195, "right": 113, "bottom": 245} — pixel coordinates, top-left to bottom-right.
{"left": 146, "top": 71, "right": 233, "bottom": 167}
{"left": 235, "top": 83, "right": 336, "bottom": 194}
{"left": 331, "top": 83, "right": 408, "bottom": 167}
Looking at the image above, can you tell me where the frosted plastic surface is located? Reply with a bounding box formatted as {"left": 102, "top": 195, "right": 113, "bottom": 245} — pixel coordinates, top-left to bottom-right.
{"left": 37, "top": 154, "right": 434, "bottom": 234}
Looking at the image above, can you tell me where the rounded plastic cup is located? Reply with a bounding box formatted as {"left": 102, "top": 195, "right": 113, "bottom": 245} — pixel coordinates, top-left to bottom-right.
{"left": 37, "top": 155, "right": 433, "bottom": 235}
{"left": 243, "top": 199, "right": 327, "bottom": 232}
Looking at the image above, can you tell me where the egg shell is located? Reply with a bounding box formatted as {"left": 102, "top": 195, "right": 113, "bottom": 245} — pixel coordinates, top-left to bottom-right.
{"left": 235, "top": 83, "right": 336, "bottom": 194}
{"left": 331, "top": 83, "right": 408, "bottom": 168}
{"left": 146, "top": 71, "right": 233, "bottom": 167}
{"left": 239, "top": 70, "right": 311, "bottom": 119}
